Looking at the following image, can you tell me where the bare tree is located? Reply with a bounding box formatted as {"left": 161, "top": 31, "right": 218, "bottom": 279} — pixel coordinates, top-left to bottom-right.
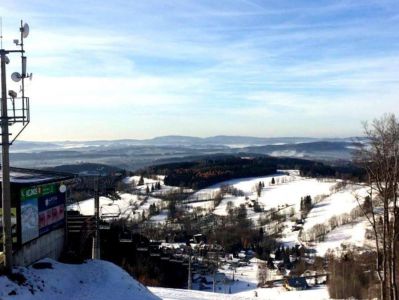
{"left": 257, "top": 261, "right": 268, "bottom": 287}
{"left": 354, "top": 113, "right": 399, "bottom": 300}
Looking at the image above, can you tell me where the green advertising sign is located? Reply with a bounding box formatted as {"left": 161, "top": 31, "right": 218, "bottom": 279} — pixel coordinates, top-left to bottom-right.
{"left": 20, "top": 183, "right": 57, "bottom": 201}
{"left": 19, "top": 182, "right": 66, "bottom": 245}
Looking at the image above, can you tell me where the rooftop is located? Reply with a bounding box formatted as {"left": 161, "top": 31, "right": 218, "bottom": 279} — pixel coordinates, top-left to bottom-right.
{"left": 0, "top": 167, "right": 74, "bottom": 184}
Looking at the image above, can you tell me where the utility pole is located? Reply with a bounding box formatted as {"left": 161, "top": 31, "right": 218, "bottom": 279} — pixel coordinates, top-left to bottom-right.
{"left": 0, "top": 21, "right": 31, "bottom": 273}
{"left": 187, "top": 246, "right": 192, "bottom": 290}
{"left": 212, "top": 249, "right": 219, "bottom": 293}
{"left": 1, "top": 50, "right": 12, "bottom": 272}
{"left": 92, "top": 176, "right": 100, "bottom": 259}
{"left": 213, "top": 266, "right": 216, "bottom": 293}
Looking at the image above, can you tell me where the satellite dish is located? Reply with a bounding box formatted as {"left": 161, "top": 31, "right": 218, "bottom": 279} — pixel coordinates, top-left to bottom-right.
{"left": 59, "top": 184, "right": 67, "bottom": 193}
{"left": 22, "top": 23, "right": 29, "bottom": 38}
{"left": 8, "top": 90, "right": 17, "bottom": 98}
{"left": 11, "top": 72, "right": 22, "bottom": 82}
{"left": 2, "top": 56, "right": 10, "bottom": 64}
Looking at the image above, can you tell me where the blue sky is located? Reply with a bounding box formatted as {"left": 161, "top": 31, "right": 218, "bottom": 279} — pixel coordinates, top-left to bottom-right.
{"left": 1, "top": 0, "right": 399, "bottom": 141}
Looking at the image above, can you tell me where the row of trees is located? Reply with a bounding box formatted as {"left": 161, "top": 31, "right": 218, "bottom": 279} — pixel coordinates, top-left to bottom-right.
{"left": 327, "top": 249, "right": 379, "bottom": 299}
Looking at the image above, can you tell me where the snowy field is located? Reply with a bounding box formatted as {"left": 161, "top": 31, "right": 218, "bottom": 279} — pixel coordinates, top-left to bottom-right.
{"left": 190, "top": 172, "right": 293, "bottom": 201}
{"left": 257, "top": 178, "right": 335, "bottom": 212}
{"left": 148, "top": 209, "right": 169, "bottom": 224}
{"left": 302, "top": 185, "right": 368, "bottom": 232}
{"left": 314, "top": 219, "right": 371, "bottom": 256}
{"left": 189, "top": 172, "right": 336, "bottom": 214}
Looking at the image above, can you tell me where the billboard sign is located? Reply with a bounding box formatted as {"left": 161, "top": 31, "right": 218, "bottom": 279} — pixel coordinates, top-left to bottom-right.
{"left": 20, "top": 183, "right": 65, "bottom": 244}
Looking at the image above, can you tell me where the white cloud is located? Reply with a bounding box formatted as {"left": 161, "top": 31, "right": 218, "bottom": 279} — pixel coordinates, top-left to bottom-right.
{"left": 1, "top": 0, "right": 399, "bottom": 140}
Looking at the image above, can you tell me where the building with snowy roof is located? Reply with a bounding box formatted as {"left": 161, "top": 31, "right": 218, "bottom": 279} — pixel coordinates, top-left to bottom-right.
{"left": 0, "top": 167, "right": 74, "bottom": 266}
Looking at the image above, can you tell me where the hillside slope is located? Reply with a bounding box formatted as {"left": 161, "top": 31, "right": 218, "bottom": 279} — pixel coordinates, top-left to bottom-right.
{"left": 0, "top": 259, "right": 159, "bottom": 300}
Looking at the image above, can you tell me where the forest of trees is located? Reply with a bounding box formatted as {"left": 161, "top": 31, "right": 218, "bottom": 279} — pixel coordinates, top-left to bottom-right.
{"left": 155, "top": 156, "right": 277, "bottom": 189}
{"left": 144, "top": 155, "right": 364, "bottom": 190}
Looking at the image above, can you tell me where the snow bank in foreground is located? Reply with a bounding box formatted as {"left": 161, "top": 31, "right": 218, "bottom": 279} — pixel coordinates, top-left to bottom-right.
{"left": 0, "top": 259, "right": 159, "bottom": 300}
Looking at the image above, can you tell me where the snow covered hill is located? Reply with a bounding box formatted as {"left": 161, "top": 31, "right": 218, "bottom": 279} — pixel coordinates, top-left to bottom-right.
{"left": 0, "top": 259, "right": 159, "bottom": 300}
{"left": 59, "top": 172, "right": 374, "bottom": 300}
{"left": 186, "top": 172, "right": 372, "bottom": 255}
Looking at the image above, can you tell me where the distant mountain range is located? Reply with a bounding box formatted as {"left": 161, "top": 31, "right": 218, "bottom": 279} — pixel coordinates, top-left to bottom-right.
{"left": 12, "top": 135, "right": 364, "bottom": 150}
{"left": 7, "top": 135, "right": 365, "bottom": 171}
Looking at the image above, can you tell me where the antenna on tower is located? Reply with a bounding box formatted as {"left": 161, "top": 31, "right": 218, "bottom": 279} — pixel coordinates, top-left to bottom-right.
{"left": 0, "top": 19, "right": 32, "bottom": 273}
{"left": 0, "top": 17, "right": 3, "bottom": 49}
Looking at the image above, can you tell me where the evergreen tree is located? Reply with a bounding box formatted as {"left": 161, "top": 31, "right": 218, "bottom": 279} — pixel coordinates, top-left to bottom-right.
{"left": 138, "top": 175, "right": 144, "bottom": 186}
{"left": 271, "top": 177, "right": 275, "bottom": 184}
{"left": 256, "top": 181, "right": 262, "bottom": 197}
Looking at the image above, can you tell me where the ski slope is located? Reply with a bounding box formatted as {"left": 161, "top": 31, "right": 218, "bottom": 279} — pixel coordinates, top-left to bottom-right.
{"left": 314, "top": 219, "right": 370, "bottom": 256}
{"left": 303, "top": 185, "right": 368, "bottom": 232}
{"left": 190, "top": 173, "right": 336, "bottom": 214}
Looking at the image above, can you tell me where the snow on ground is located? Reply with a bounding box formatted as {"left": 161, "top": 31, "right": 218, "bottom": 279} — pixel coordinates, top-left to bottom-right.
{"left": 123, "top": 175, "right": 192, "bottom": 195}
{"left": 187, "top": 200, "right": 214, "bottom": 211}
{"left": 150, "top": 256, "right": 330, "bottom": 299}
{"left": 0, "top": 259, "right": 159, "bottom": 300}
{"left": 68, "top": 194, "right": 141, "bottom": 217}
{"left": 191, "top": 172, "right": 290, "bottom": 201}
{"left": 279, "top": 220, "right": 302, "bottom": 248}
{"left": 303, "top": 185, "right": 368, "bottom": 233}
{"left": 190, "top": 174, "right": 336, "bottom": 214}
{"left": 68, "top": 196, "right": 120, "bottom": 216}
{"left": 150, "top": 286, "right": 329, "bottom": 300}
{"left": 213, "top": 195, "right": 247, "bottom": 216}
{"left": 257, "top": 178, "right": 335, "bottom": 212}
{"left": 0, "top": 257, "right": 330, "bottom": 300}
{"left": 123, "top": 176, "right": 162, "bottom": 185}
{"left": 187, "top": 174, "right": 337, "bottom": 242}
{"left": 68, "top": 192, "right": 165, "bottom": 222}
{"left": 148, "top": 209, "right": 169, "bottom": 224}
{"left": 314, "top": 219, "right": 370, "bottom": 256}
{"left": 188, "top": 174, "right": 371, "bottom": 255}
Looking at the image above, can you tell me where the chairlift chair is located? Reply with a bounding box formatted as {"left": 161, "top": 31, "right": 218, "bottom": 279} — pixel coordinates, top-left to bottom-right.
{"left": 149, "top": 244, "right": 161, "bottom": 257}
{"left": 136, "top": 240, "right": 149, "bottom": 252}
{"left": 137, "top": 246, "right": 149, "bottom": 252}
{"left": 100, "top": 203, "right": 121, "bottom": 219}
{"left": 160, "top": 254, "right": 171, "bottom": 261}
{"left": 119, "top": 231, "right": 133, "bottom": 243}
{"left": 99, "top": 223, "right": 111, "bottom": 230}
